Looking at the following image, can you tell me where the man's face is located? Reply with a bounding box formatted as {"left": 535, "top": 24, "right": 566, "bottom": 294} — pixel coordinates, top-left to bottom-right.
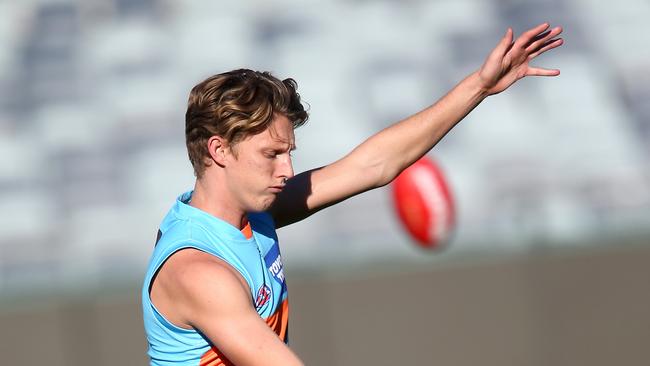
{"left": 224, "top": 114, "right": 296, "bottom": 212}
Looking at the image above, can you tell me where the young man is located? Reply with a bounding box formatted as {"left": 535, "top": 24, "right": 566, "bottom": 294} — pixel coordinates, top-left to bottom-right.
{"left": 142, "top": 23, "right": 563, "bottom": 365}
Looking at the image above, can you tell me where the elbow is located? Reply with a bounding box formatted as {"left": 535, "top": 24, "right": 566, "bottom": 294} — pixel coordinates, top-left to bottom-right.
{"left": 367, "top": 159, "right": 400, "bottom": 188}
{"left": 372, "top": 156, "right": 418, "bottom": 188}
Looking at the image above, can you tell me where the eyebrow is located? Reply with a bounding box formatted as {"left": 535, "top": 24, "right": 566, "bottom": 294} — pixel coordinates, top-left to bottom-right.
{"left": 265, "top": 142, "right": 296, "bottom": 152}
{"left": 269, "top": 134, "right": 295, "bottom": 149}
{"left": 279, "top": 141, "right": 296, "bottom": 151}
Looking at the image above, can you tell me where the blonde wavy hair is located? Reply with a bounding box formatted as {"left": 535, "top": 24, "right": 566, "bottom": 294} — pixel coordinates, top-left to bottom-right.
{"left": 185, "top": 69, "right": 309, "bottom": 178}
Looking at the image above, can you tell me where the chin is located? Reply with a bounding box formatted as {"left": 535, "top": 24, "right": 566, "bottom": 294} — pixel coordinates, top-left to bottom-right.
{"left": 248, "top": 196, "right": 276, "bottom": 213}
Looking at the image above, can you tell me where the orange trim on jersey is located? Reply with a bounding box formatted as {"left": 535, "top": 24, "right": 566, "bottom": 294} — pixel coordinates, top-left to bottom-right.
{"left": 199, "top": 299, "right": 289, "bottom": 365}
{"left": 241, "top": 221, "right": 253, "bottom": 239}
{"left": 265, "top": 298, "right": 290, "bottom": 341}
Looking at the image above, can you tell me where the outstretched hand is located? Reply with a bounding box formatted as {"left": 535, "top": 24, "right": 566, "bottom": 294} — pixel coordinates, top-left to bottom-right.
{"left": 478, "top": 23, "right": 564, "bottom": 95}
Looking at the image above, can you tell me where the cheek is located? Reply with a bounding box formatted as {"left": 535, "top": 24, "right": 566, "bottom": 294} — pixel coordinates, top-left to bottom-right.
{"left": 251, "top": 157, "right": 266, "bottom": 169}
{"left": 247, "top": 156, "right": 274, "bottom": 174}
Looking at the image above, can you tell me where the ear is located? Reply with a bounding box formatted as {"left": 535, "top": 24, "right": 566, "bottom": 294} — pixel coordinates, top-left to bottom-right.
{"left": 206, "top": 135, "right": 230, "bottom": 167}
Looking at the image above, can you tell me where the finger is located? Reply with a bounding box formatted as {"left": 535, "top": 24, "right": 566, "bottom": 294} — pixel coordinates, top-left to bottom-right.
{"left": 514, "top": 23, "right": 550, "bottom": 48}
{"left": 526, "top": 66, "right": 560, "bottom": 76}
{"left": 528, "top": 29, "right": 552, "bottom": 46}
{"left": 494, "top": 27, "right": 514, "bottom": 57}
{"left": 526, "top": 26, "right": 563, "bottom": 53}
{"left": 528, "top": 38, "right": 564, "bottom": 59}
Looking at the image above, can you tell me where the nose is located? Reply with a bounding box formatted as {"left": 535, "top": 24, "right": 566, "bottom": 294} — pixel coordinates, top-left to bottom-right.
{"left": 279, "top": 154, "right": 294, "bottom": 181}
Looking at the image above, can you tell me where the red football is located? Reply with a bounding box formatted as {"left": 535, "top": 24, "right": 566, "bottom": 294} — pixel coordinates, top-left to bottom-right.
{"left": 391, "top": 156, "right": 455, "bottom": 249}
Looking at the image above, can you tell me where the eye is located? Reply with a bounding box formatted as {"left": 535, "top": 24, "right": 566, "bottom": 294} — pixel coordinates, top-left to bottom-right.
{"left": 263, "top": 150, "right": 279, "bottom": 159}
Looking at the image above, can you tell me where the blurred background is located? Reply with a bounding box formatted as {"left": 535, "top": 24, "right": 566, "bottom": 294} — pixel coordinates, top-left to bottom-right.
{"left": 1, "top": 0, "right": 649, "bottom": 365}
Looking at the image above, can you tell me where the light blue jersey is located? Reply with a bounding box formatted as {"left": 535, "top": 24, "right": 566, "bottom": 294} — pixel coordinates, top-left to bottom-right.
{"left": 142, "top": 191, "right": 289, "bottom": 365}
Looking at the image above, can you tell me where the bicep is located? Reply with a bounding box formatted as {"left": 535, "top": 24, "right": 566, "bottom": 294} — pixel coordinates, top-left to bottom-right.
{"left": 180, "top": 260, "right": 302, "bottom": 366}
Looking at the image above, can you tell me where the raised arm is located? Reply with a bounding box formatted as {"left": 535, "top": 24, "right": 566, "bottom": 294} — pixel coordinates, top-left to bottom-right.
{"left": 270, "top": 23, "right": 563, "bottom": 228}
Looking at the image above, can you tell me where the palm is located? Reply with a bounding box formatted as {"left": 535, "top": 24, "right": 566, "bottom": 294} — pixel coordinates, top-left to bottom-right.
{"left": 479, "top": 23, "right": 564, "bottom": 95}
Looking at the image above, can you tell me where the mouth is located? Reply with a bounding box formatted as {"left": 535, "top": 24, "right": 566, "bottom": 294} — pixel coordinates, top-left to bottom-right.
{"left": 269, "top": 185, "right": 285, "bottom": 193}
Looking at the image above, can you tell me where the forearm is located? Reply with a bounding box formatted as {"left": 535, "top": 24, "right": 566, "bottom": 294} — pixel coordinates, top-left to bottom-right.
{"left": 353, "top": 70, "right": 489, "bottom": 186}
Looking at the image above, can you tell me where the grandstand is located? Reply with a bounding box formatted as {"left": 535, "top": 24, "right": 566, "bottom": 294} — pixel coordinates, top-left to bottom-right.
{"left": 1, "top": 0, "right": 649, "bottom": 365}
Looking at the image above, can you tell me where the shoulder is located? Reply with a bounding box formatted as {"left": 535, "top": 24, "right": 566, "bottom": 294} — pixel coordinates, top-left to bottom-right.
{"left": 168, "top": 249, "right": 250, "bottom": 299}
{"left": 153, "top": 249, "right": 253, "bottom": 326}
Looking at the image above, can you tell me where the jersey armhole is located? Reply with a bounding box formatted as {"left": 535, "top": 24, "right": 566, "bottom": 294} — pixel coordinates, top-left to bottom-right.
{"left": 146, "top": 245, "right": 254, "bottom": 333}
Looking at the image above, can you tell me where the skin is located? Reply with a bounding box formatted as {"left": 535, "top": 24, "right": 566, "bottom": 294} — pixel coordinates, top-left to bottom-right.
{"left": 150, "top": 23, "right": 563, "bottom": 365}
{"left": 190, "top": 116, "right": 296, "bottom": 228}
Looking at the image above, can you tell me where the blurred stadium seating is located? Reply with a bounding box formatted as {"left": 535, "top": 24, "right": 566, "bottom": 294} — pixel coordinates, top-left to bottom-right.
{"left": 1, "top": 0, "right": 648, "bottom": 292}
{"left": 1, "top": 0, "right": 649, "bottom": 364}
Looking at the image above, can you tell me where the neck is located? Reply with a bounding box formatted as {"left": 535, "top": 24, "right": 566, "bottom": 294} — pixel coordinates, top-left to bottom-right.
{"left": 190, "top": 175, "right": 247, "bottom": 230}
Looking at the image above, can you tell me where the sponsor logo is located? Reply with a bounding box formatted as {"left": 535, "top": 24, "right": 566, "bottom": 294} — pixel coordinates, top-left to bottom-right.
{"left": 255, "top": 285, "right": 272, "bottom": 309}
{"left": 264, "top": 243, "right": 285, "bottom": 285}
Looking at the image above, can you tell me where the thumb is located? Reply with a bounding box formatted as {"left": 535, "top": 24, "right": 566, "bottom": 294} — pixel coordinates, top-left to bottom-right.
{"left": 494, "top": 28, "right": 513, "bottom": 57}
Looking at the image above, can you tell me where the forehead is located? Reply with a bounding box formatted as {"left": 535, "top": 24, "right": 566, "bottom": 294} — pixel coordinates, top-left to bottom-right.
{"left": 253, "top": 115, "right": 295, "bottom": 147}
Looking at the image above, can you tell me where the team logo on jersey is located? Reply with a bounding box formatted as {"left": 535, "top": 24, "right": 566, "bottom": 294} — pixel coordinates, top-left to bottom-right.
{"left": 255, "top": 284, "right": 272, "bottom": 309}
{"left": 264, "top": 243, "right": 285, "bottom": 286}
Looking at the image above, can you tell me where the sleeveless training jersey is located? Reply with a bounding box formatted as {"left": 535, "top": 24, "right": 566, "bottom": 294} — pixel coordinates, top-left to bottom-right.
{"left": 142, "top": 191, "right": 289, "bottom": 365}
